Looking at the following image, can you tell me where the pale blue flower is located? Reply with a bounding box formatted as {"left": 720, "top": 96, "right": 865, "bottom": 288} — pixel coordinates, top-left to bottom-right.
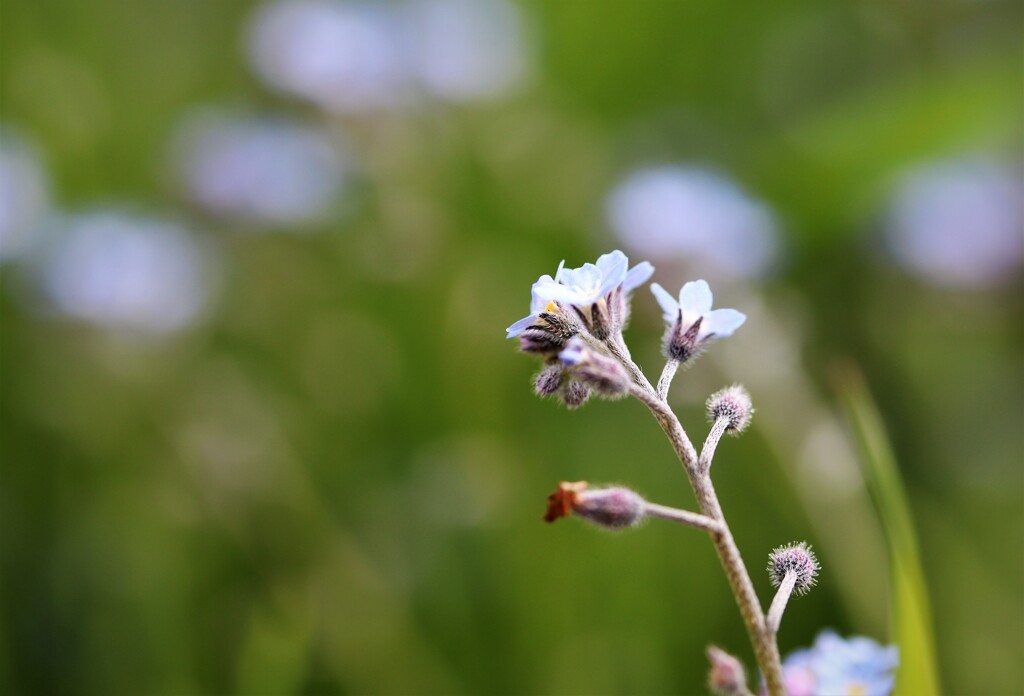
{"left": 650, "top": 279, "right": 745, "bottom": 343}
{"left": 506, "top": 250, "right": 653, "bottom": 340}
{"left": 780, "top": 631, "right": 899, "bottom": 696}
{"left": 557, "top": 336, "right": 587, "bottom": 365}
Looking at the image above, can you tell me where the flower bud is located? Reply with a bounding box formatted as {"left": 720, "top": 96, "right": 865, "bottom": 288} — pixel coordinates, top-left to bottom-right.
{"left": 768, "top": 542, "right": 819, "bottom": 596}
{"left": 664, "top": 313, "right": 705, "bottom": 363}
{"left": 706, "top": 646, "right": 749, "bottom": 696}
{"left": 534, "top": 363, "right": 564, "bottom": 396}
{"left": 558, "top": 380, "right": 591, "bottom": 409}
{"left": 543, "top": 481, "right": 646, "bottom": 530}
{"left": 519, "top": 325, "right": 566, "bottom": 354}
{"left": 706, "top": 384, "right": 754, "bottom": 434}
{"left": 558, "top": 337, "right": 631, "bottom": 396}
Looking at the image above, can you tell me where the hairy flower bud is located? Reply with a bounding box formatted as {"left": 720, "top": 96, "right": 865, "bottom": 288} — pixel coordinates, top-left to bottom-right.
{"left": 558, "top": 380, "right": 591, "bottom": 409}
{"left": 706, "top": 646, "right": 749, "bottom": 696}
{"left": 768, "top": 542, "right": 819, "bottom": 596}
{"left": 544, "top": 481, "right": 646, "bottom": 529}
{"left": 558, "top": 337, "right": 631, "bottom": 396}
{"left": 534, "top": 363, "right": 564, "bottom": 396}
{"left": 707, "top": 384, "right": 754, "bottom": 434}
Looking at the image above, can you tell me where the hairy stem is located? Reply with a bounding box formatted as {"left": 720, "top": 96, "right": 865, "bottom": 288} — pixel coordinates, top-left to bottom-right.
{"left": 700, "top": 416, "right": 730, "bottom": 475}
{"left": 657, "top": 359, "right": 680, "bottom": 401}
{"left": 766, "top": 571, "right": 797, "bottom": 636}
{"left": 625, "top": 374, "right": 784, "bottom": 696}
{"left": 644, "top": 502, "right": 723, "bottom": 535}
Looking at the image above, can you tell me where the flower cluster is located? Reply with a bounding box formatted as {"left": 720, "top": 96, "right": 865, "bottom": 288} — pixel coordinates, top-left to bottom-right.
{"left": 508, "top": 249, "right": 751, "bottom": 411}
{"left": 780, "top": 631, "right": 899, "bottom": 696}
{"left": 507, "top": 249, "right": 845, "bottom": 696}
{"left": 506, "top": 249, "right": 653, "bottom": 346}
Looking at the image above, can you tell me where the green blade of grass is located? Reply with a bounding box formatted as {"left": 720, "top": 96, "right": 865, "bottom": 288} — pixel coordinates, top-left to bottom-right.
{"left": 833, "top": 364, "right": 941, "bottom": 696}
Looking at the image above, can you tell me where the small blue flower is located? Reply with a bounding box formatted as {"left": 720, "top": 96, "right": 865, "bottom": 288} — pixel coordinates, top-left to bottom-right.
{"left": 780, "top": 631, "right": 899, "bottom": 696}
{"left": 650, "top": 279, "right": 746, "bottom": 342}
{"left": 506, "top": 250, "right": 653, "bottom": 343}
{"left": 649, "top": 279, "right": 745, "bottom": 363}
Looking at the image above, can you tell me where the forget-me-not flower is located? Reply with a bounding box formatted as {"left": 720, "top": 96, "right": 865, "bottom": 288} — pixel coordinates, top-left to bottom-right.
{"left": 507, "top": 249, "right": 653, "bottom": 349}
{"left": 780, "top": 631, "right": 899, "bottom": 696}
{"left": 650, "top": 279, "right": 745, "bottom": 363}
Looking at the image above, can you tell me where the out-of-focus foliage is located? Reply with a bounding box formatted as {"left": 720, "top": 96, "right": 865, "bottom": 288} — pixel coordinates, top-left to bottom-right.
{"left": 1, "top": 0, "right": 1021, "bottom": 694}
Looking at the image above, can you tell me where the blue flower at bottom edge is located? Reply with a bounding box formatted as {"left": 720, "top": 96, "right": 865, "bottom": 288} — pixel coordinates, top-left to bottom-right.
{"left": 781, "top": 631, "right": 898, "bottom": 696}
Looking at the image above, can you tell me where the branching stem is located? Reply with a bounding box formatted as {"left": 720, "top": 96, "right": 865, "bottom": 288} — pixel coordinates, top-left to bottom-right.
{"left": 644, "top": 502, "right": 723, "bottom": 535}
{"left": 613, "top": 336, "right": 785, "bottom": 696}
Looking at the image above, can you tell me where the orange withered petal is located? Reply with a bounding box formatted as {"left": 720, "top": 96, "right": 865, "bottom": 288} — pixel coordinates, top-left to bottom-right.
{"left": 543, "top": 481, "right": 588, "bottom": 523}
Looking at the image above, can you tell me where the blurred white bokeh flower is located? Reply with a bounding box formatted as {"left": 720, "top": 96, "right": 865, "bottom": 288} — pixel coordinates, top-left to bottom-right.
{"left": 0, "top": 133, "right": 51, "bottom": 262}
{"left": 41, "top": 210, "right": 215, "bottom": 334}
{"left": 884, "top": 157, "right": 1023, "bottom": 288}
{"left": 171, "top": 110, "right": 349, "bottom": 227}
{"left": 404, "top": 0, "right": 528, "bottom": 102}
{"left": 247, "top": 0, "right": 410, "bottom": 113}
{"left": 607, "top": 166, "right": 780, "bottom": 279}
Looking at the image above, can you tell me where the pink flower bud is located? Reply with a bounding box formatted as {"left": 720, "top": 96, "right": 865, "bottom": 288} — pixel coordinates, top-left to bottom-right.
{"left": 768, "top": 542, "right": 820, "bottom": 596}
{"left": 706, "top": 645, "right": 749, "bottom": 696}
{"left": 707, "top": 384, "right": 754, "bottom": 434}
{"left": 543, "top": 481, "right": 646, "bottom": 530}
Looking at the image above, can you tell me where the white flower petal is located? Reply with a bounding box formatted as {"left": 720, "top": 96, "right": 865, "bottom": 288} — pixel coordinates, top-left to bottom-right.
{"left": 622, "top": 261, "right": 654, "bottom": 292}
{"left": 529, "top": 274, "right": 557, "bottom": 312}
{"left": 553, "top": 259, "right": 566, "bottom": 282}
{"left": 699, "top": 308, "right": 746, "bottom": 340}
{"left": 533, "top": 282, "right": 589, "bottom": 305}
{"left": 678, "top": 279, "right": 713, "bottom": 315}
{"left": 566, "top": 263, "right": 602, "bottom": 292}
{"left": 596, "top": 251, "right": 628, "bottom": 295}
{"left": 650, "top": 282, "right": 679, "bottom": 320}
{"left": 506, "top": 313, "right": 538, "bottom": 337}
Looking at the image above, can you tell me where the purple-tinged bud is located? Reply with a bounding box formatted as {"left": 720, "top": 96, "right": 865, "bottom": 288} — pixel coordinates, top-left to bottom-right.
{"left": 534, "top": 363, "right": 564, "bottom": 396}
{"left": 543, "top": 481, "right": 646, "bottom": 529}
{"left": 664, "top": 312, "right": 705, "bottom": 363}
{"left": 558, "top": 337, "right": 631, "bottom": 396}
{"left": 768, "top": 542, "right": 819, "bottom": 596}
{"left": 707, "top": 384, "right": 754, "bottom": 434}
{"left": 706, "top": 646, "right": 749, "bottom": 696}
{"left": 558, "top": 380, "right": 591, "bottom": 409}
{"left": 518, "top": 310, "right": 580, "bottom": 355}
{"left": 519, "top": 325, "right": 566, "bottom": 354}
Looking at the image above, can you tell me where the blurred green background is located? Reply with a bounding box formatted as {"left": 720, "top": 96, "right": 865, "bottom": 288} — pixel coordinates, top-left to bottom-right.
{"left": 1, "top": 0, "right": 1022, "bottom": 694}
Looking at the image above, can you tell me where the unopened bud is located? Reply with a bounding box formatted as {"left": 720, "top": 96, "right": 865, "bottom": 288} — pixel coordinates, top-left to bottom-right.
{"left": 520, "top": 325, "right": 566, "bottom": 354}
{"left": 707, "top": 385, "right": 754, "bottom": 434}
{"left": 534, "top": 363, "right": 564, "bottom": 396}
{"left": 558, "top": 380, "right": 591, "bottom": 409}
{"left": 768, "top": 542, "right": 819, "bottom": 596}
{"left": 558, "top": 337, "right": 631, "bottom": 396}
{"left": 543, "top": 481, "right": 646, "bottom": 529}
{"left": 706, "top": 646, "right": 748, "bottom": 696}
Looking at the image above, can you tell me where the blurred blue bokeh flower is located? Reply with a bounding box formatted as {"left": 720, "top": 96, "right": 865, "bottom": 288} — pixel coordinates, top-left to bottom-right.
{"left": 780, "top": 630, "right": 899, "bottom": 696}
{"left": 0, "top": 132, "right": 50, "bottom": 262}
{"left": 39, "top": 209, "right": 215, "bottom": 334}
{"left": 171, "top": 110, "right": 349, "bottom": 227}
{"left": 883, "top": 156, "right": 1023, "bottom": 288}
{"left": 247, "top": 0, "right": 410, "bottom": 113}
{"left": 607, "top": 166, "right": 779, "bottom": 279}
